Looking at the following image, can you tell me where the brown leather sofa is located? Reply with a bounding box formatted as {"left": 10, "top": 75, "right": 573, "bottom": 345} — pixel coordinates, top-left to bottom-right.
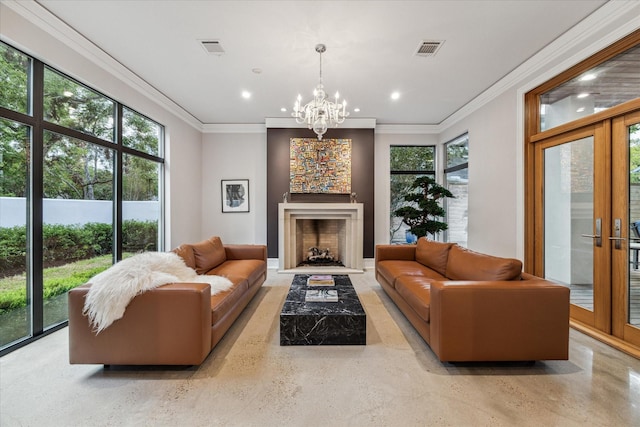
{"left": 376, "top": 238, "right": 570, "bottom": 362}
{"left": 68, "top": 236, "right": 267, "bottom": 365}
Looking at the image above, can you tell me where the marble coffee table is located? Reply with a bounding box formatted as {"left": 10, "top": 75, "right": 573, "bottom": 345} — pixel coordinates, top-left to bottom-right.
{"left": 280, "top": 274, "right": 366, "bottom": 345}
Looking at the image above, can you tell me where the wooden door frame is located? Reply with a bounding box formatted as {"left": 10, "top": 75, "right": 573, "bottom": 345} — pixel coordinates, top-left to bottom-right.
{"left": 612, "top": 111, "right": 640, "bottom": 347}
{"left": 533, "top": 124, "right": 611, "bottom": 331}
{"left": 524, "top": 30, "right": 640, "bottom": 358}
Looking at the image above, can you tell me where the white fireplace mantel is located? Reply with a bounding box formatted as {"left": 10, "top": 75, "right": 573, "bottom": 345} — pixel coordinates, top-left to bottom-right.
{"left": 278, "top": 203, "right": 364, "bottom": 272}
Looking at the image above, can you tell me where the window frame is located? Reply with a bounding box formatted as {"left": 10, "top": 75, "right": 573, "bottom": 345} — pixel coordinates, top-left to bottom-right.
{"left": 389, "top": 145, "right": 436, "bottom": 243}
{"left": 443, "top": 133, "right": 469, "bottom": 246}
{"left": 0, "top": 41, "right": 165, "bottom": 356}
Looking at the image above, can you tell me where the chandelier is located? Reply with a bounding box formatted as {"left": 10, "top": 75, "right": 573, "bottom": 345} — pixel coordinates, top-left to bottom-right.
{"left": 292, "top": 44, "right": 349, "bottom": 140}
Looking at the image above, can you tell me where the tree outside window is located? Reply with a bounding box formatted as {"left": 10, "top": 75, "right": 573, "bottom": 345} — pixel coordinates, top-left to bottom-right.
{"left": 390, "top": 145, "right": 435, "bottom": 243}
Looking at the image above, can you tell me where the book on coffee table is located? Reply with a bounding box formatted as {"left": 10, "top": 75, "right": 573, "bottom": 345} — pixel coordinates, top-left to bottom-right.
{"left": 305, "top": 289, "right": 339, "bottom": 302}
{"left": 306, "top": 274, "right": 335, "bottom": 286}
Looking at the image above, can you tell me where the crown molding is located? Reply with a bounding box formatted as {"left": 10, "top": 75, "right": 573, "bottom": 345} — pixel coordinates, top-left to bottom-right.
{"left": 2, "top": 0, "right": 203, "bottom": 131}
{"left": 439, "top": 0, "right": 640, "bottom": 131}
{"left": 375, "top": 124, "right": 441, "bottom": 134}
{"left": 202, "top": 124, "right": 266, "bottom": 134}
{"left": 265, "top": 117, "right": 376, "bottom": 129}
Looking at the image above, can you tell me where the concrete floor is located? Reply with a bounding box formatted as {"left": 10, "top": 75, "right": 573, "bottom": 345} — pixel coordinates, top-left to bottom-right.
{"left": 1, "top": 270, "right": 640, "bottom": 426}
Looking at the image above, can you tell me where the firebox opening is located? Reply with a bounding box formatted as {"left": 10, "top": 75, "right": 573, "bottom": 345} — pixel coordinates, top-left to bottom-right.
{"left": 296, "top": 219, "right": 346, "bottom": 268}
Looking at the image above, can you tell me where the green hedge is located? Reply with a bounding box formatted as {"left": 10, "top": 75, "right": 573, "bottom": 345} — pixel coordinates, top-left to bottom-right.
{"left": 0, "top": 220, "right": 158, "bottom": 273}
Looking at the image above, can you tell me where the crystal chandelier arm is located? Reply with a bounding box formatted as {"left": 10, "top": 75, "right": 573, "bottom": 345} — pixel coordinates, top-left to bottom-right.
{"left": 291, "top": 43, "right": 349, "bottom": 139}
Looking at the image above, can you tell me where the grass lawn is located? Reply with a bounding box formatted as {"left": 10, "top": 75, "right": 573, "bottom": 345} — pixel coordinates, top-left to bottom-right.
{"left": 0, "top": 255, "right": 114, "bottom": 312}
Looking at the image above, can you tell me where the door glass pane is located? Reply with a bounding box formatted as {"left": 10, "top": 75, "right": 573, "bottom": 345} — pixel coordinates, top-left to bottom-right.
{"left": 540, "top": 43, "right": 640, "bottom": 131}
{"left": 544, "top": 136, "right": 594, "bottom": 310}
{"left": 122, "top": 154, "right": 161, "bottom": 257}
{"left": 42, "top": 131, "right": 114, "bottom": 329}
{"left": 629, "top": 122, "right": 640, "bottom": 326}
{"left": 0, "top": 119, "right": 31, "bottom": 348}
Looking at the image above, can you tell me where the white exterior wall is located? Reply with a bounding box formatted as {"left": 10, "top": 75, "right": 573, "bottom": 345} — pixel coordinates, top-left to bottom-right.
{"left": 0, "top": 198, "right": 159, "bottom": 227}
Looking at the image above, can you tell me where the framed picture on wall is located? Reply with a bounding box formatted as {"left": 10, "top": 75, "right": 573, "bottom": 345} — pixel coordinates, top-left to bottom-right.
{"left": 221, "top": 179, "right": 249, "bottom": 213}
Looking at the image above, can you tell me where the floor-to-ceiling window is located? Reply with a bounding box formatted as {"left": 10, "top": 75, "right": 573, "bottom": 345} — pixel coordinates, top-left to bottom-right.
{"left": 389, "top": 145, "right": 435, "bottom": 243}
{"left": 444, "top": 134, "right": 468, "bottom": 247}
{"left": 0, "top": 41, "right": 165, "bottom": 355}
{"left": 525, "top": 29, "right": 640, "bottom": 357}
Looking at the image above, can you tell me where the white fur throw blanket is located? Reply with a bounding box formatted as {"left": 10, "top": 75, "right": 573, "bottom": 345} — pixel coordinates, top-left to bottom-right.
{"left": 83, "top": 251, "right": 233, "bottom": 333}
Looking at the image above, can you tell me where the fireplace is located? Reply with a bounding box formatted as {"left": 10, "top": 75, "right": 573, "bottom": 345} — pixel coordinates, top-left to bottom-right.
{"left": 278, "top": 203, "right": 364, "bottom": 272}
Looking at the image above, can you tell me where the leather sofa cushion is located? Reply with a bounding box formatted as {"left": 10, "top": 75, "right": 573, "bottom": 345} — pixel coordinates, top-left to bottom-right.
{"left": 192, "top": 236, "right": 227, "bottom": 275}
{"left": 446, "top": 245, "right": 522, "bottom": 281}
{"left": 209, "top": 259, "right": 266, "bottom": 288}
{"left": 210, "top": 279, "right": 249, "bottom": 325}
{"left": 377, "top": 260, "right": 443, "bottom": 288}
{"left": 415, "top": 238, "right": 455, "bottom": 276}
{"left": 395, "top": 276, "right": 432, "bottom": 322}
{"left": 172, "top": 244, "right": 196, "bottom": 270}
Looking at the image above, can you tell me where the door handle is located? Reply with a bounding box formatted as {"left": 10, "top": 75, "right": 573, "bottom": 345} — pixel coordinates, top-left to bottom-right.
{"left": 581, "top": 218, "right": 602, "bottom": 247}
{"left": 610, "top": 218, "right": 624, "bottom": 249}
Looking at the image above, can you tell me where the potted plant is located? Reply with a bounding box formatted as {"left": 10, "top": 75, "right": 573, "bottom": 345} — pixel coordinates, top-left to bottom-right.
{"left": 394, "top": 175, "right": 454, "bottom": 240}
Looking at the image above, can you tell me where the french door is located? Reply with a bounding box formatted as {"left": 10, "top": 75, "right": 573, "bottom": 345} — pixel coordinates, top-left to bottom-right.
{"left": 535, "top": 111, "right": 640, "bottom": 348}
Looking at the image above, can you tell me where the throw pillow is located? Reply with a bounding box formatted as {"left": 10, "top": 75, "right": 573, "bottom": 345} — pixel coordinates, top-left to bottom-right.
{"left": 191, "top": 236, "right": 227, "bottom": 274}
{"left": 172, "top": 244, "right": 196, "bottom": 270}
{"left": 415, "top": 237, "right": 455, "bottom": 276}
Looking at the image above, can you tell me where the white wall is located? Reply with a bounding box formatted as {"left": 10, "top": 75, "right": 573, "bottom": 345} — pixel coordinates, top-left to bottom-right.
{"left": 201, "top": 132, "right": 267, "bottom": 245}
{"left": 0, "top": 2, "right": 203, "bottom": 250}
{"left": 439, "top": 91, "right": 518, "bottom": 258}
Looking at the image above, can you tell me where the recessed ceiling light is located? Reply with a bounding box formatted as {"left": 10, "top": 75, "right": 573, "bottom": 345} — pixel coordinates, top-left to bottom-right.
{"left": 577, "top": 93, "right": 590, "bottom": 98}
{"left": 354, "top": 108, "right": 360, "bottom": 113}
{"left": 391, "top": 92, "right": 400, "bottom": 100}
{"left": 577, "top": 107, "right": 585, "bottom": 113}
{"left": 242, "top": 91, "right": 251, "bottom": 99}
{"left": 281, "top": 107, "right": 287, "bottom": 112}
{"left": 580, "top": 73, "right": 596, "bottom": 81}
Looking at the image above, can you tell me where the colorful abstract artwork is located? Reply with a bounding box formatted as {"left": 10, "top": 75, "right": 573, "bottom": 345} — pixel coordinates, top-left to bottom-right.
{"left": 289, "top": 138, "right": 352, "bottom": 194}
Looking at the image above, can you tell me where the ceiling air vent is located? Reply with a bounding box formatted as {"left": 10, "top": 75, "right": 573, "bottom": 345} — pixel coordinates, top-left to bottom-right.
{"left": 201, "top": 40, "right": 225, "bottom": 55}
{"left": 415, "top": 40, "right": 443, "bottom": 57}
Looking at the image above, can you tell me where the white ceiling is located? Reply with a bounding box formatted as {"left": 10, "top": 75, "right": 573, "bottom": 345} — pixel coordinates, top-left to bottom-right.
{"left": 35, "top": 0, "right": 607, "bottom": 126}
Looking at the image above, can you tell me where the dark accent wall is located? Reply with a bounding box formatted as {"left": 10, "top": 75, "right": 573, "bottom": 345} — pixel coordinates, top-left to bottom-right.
{"left": 267, "top": 127, "right": 375, "bottom": 259}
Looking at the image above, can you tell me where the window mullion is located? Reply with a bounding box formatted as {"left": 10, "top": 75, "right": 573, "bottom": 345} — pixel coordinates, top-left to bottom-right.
{"left": 30, "top": 59, "right": 44, "bottom": 337}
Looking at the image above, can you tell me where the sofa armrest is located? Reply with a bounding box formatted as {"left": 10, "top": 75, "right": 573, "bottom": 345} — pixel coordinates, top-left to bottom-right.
{"left": 375, "top": 244, "right": 416, "bottom": 263}
{"left": 224, "top": 244, "right": 267, "bottom": 262}
{"left": 429, "top": 279, "right": 570, "bottom": 361}
{"left": 69, "top": 282, "right": 212, "bottom": 365}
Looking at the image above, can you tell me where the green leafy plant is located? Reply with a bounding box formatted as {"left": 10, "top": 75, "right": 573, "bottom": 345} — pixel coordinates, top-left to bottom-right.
{"left": 394, "top": 175, "right": 454, "bottom": 239}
